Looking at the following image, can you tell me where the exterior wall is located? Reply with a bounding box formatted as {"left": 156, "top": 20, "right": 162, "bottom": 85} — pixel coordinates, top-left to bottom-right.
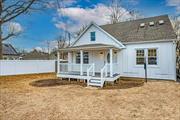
{"left": 70, "top": 50, "right": 117, "bottom": 72}
{"left": 73, "top": 25, "right": 122, "bottom": 48}
{"left": 0, "top": 60, "right": 55, "bottom": 76}
{"left": 118, "top": 41, "right": 176, "bottom": 80}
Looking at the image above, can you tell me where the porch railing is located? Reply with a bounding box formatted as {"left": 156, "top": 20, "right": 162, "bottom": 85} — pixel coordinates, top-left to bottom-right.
{"left": 105, "top": 63, "right": 119, "bottom": 76}
{"left": 87, "top": 64, "right": 95, "bottom": 86}
{"left": 59, "top": 63, "right": 94, "bottom": 76}
{"left": 59, "top": 63, "right": 81, "bottom": 75}
{"left": 100, "top": 63, "right": 108, "bottom": 87}
{"left": 112, "top": 63, "right": 119, "bottom": 75}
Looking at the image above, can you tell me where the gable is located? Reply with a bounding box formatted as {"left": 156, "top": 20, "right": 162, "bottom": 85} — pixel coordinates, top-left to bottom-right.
{"left": 72, "top": 23, "right": 124, "bottom": 48}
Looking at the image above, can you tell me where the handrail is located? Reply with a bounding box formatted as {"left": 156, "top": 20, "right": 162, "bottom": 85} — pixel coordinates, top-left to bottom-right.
{"left": 87, "top": 63, "right": 95, "bottom": 86}
{"left": 100, "top": 63, "right": 108, "bottom": 87}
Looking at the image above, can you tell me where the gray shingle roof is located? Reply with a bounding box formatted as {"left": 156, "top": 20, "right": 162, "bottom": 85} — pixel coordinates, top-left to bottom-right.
{"left": 3, "top": 44, "right": 18, "bottom": 55}
{"left": 100, "top": 15, "right": 177, "bottom": 43}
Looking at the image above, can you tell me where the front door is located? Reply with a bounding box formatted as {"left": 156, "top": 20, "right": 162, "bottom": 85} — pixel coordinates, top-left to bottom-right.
{"left": 93, "top": 51, "right": 105, "bottom": 72}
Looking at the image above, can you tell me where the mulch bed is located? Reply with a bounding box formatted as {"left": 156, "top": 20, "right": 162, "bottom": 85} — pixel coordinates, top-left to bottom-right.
{"left": 30, "top": 79, "right": 87, "bottom": 87}
{"left": 30, "top": 78, "right": 144, "bottom": 89}
{"left": 103, "top": 79, "right": 144, "bottom": 89}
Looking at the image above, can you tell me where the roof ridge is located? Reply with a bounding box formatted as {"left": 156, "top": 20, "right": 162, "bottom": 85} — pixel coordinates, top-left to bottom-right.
{"left": 100, "top": 14, "right": 169, "bottom": 27}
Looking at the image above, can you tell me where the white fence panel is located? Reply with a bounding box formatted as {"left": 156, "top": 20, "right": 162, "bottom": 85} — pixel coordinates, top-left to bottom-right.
{"left": 0, "top": 60, "right": 56, "bottom": 76}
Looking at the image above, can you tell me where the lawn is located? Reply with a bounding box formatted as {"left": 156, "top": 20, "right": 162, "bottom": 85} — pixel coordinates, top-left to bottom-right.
{"left": 0, "top": 73, "right": 179, "bottom": 120}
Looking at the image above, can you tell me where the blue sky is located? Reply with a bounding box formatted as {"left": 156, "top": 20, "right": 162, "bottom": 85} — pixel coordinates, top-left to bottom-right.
{"left": 5, "top": 0, "right": 179, "bottom": 51}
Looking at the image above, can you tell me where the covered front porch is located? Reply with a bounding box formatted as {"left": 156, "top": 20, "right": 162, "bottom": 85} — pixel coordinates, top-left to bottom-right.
{"left": 57, "top": 44, "right": 121, "bottom": 87}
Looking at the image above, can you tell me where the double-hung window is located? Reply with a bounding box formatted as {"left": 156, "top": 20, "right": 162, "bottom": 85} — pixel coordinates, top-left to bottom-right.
{"left": 136, "top": 49, "right": 145, "bottom": 65}
{"left": 148, "top": 49, "right": 157, "bottom": 65}
{"left": 83, "top": 52, "right": 89, "bottom": 64}
{"left": 90, "top": 32, "right": 96, "bottom": 41}
{"left": 76, "top": 52, "right": 80, "bottom": 64}
{"left": 75, "top": 52, "right": 89, "bottom": 64}
{"left": 136, "top": 48, "right": 157, "bottom": 65}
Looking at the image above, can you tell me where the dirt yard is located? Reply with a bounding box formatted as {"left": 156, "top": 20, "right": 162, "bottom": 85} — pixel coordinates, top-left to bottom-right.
{"left": 0, "top": 73, "right": 179, "bottom": 120}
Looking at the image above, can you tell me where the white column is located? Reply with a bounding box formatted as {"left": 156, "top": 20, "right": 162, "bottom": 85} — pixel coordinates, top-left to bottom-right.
{"left": 68, "top": 52, "right": 72, "bottom": 72}
{"left": 110, "top": 48, "right": 113, "bottom": 77}
{"left": 57, "top": 51, "right": 60, "bottom": 74}
{"left": 80, "top": 50, "right": 83, "bottom": 75}
{"left": 68, "top": 52, "right": 72, "bottom": 63}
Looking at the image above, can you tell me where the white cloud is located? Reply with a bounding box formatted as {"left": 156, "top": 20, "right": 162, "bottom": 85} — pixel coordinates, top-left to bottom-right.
{"left": 54, "top": 4, "right": 136, "bottom": 33}
{"left": 46, "top": 0, "right": 77, "bottom": 8}
{"left": 166, "top": 0, "right": 180, "bottom": 13}
{"left": 8, "top": 22, "right": 23, "bottom": 34}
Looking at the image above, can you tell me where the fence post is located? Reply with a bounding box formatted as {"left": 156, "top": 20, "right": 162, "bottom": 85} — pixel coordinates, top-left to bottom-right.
{"left": 57, "top": 51, "right": 60, "bottom": 74}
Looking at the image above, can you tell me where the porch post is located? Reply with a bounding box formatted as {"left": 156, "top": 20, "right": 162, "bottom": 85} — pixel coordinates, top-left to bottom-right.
{"left": 57, "top": 51, "right": 60, "bottom": 74}
{"left": 80, "top": 50, "right": 83, "bottom": 75}
{"left": 68, "top": 52, "right": 72, "bottom": 72}
{"left": 110, "top": 48, "right": 113, "bottom": 77}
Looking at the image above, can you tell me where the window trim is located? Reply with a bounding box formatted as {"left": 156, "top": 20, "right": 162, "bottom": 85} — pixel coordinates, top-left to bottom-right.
{"left": 75, "top": 52, "right": 80, "bottom": 64}
{"left": 75, "top": 52, "right": 89, "bottom": 64}
{"left": 135, "top": 48, "right": 159, "bottom": 67}
{"left": 148, "top": 48, "right": 158, "bottom": 65}
{"left": 90, "top": 32, "right": 96, "bottom": 41}
{"left": 136, "top": 49, "right": 145, "bottom": 65}
{"left": 83, "top": 52, "right": 89, "bottom": 64}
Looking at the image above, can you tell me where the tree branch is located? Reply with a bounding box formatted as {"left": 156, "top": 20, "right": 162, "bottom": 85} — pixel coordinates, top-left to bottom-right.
{"left": 2, "top": 33, "right": 15, "bottom": 41}
{"left": 2, "top": 0, "right": 36, "bottom": 23}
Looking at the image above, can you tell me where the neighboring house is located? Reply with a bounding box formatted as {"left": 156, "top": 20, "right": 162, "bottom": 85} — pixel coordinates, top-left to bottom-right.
{"left": 50, "top": 50, "right": 68, "bottom": 60}
{"left": 22, "top": 49, "right": 50, "bottom": 60}
{"left": 57, "top": 15, "right": 177, "bottom": 87}
{"left": 2, "top": 43, "right": 20, "bottom": 60}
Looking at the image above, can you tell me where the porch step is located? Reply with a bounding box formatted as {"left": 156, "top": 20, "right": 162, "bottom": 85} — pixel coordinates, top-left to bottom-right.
{"left": 88, "top": 79, "right": 102, "bottom": 87}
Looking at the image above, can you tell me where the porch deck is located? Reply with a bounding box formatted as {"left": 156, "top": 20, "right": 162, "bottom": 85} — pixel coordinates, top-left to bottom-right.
{"left": 57, "top": 72, "right": 121, "bottom": 82}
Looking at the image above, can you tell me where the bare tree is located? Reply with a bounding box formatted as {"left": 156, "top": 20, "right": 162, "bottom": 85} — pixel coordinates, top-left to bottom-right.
{"left": 109, "top": 0, "right": 124, "bottom": 24}
{"left": 171, "top": 16, "right": 180, "bottom": 80}
{"left": 109, "top": 0, "right": 141, "bottom": 24}
{"left": 171, "top": 16, "right": 180, "bottom": 39}
{"left": 56, "top": 35, "right": 68, "bottom": 59}
{"left": 74, "top": 24, "right": 88, "bottom": 37}
{"left": 0, "top": 0, "right": 36, "bottom": 59}
{"left": 0, "top": 0, "right": 62, "bottom": 59}
{"left": 57, "top": 36, "right": 66, "bottom": 49}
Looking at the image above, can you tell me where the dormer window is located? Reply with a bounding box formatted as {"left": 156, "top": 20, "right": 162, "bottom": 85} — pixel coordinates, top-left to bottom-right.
{"left": 149, "top": 21, "right": 154, "bottom": 26}
{"left": 140, "top": 23, "right": 145, "bottom": 28}
{"left": 159, "top": 20, "right": 164, "bottom": 25}
{"left": 90, "top": 32, "right": 96, "bottom": 41}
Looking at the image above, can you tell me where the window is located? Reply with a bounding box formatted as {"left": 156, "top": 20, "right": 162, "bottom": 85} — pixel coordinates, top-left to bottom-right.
{"left": 148, "top": 49, "right": 157, "bottom": 65}
{"left": 83, "top": 52, "right": 89, "bottom": 64}
{"left": 75, "top": 52, "right": 89, "bottom": 64}
{"left": 76, "top": 52, "right": 80, "bottom": 64}
{"left": 136, "top": 49, "right": 145, "bottom": 65}
{"left": 90, "top": 32, "right": 96, "bottom": 41}
{"left": 107, "top": 53, "right": 110, "bottom": 63}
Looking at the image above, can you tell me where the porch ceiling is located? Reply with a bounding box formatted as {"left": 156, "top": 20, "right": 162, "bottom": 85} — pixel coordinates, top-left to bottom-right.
{"left": 59, "top": 44, "right": 121, "bottom": 51}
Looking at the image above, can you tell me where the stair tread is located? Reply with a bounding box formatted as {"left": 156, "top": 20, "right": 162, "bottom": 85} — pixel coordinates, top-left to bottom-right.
{"left": 88, "top": 82, "right": 102, "bottom": 87}
{"left": 89, "top": 81, "right": 101, "bottom": 84}
{"left": 90, "top": 79, "right": 101, "bottom": 81}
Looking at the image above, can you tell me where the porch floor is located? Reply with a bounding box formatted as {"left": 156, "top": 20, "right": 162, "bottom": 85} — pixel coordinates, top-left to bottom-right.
{"left": 57, "top": 71, "right": 121, "bottom": 82}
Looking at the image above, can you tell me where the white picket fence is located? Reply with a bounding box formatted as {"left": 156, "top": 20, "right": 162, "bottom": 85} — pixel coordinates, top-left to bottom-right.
{"left": 0, "top": 60, "right": 56, "bottom": 76}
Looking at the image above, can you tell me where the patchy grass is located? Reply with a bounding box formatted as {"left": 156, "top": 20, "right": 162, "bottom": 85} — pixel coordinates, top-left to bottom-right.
{"left": 0, "top": 74, "right": 180, "bottom": 120}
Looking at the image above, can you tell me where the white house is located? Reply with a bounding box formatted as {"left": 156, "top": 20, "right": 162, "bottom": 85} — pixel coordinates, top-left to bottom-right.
{"left": 57, "top": 15, "right": 177, "bottom": 87}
